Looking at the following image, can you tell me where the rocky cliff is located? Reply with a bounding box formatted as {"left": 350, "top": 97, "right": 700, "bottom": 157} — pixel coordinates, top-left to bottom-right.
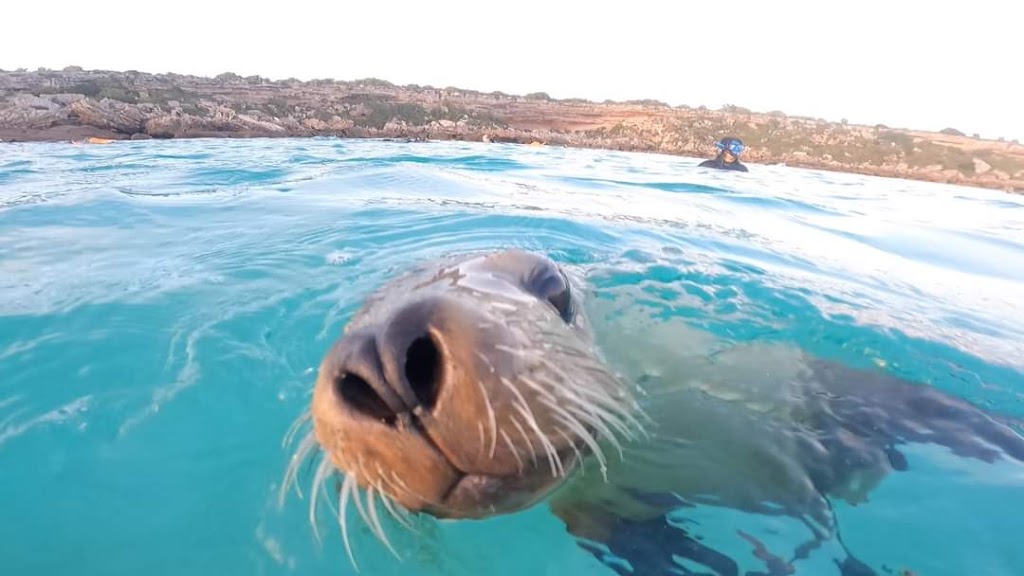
{"left": 2, "top": 67, "right": 1022, "bottom": 193}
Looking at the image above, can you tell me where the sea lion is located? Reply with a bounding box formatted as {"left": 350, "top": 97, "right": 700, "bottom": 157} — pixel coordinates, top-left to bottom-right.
{"left": 280, "top": 249, "right": 1024, "bottom": 575}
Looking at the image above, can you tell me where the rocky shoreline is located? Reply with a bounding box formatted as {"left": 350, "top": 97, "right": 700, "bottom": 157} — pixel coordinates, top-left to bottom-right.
{"left": 2, "top": 67, "right": 1023, "bottom": 193}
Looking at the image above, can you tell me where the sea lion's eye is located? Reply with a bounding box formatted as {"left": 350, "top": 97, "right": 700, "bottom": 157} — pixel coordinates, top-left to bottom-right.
{"left": 547, "top": 272, "right": 573, "bottom": 323}
{"left": 525, "top": 264, "right": 574, "bottom": 324}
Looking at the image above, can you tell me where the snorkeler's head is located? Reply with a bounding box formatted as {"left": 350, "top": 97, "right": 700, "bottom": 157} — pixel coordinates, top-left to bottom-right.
{"left": 715, "top": 137, "right": 745, "bottom": 159}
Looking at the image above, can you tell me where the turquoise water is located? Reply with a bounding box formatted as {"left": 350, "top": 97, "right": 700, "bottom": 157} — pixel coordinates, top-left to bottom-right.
{"left": 2, "top": 137, "right": 1023, "bottom": 576}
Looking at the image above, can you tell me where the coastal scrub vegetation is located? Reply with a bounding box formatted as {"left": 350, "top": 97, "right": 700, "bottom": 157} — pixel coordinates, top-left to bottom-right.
{"left": 1, "top": 67, "right": 1022, "bottom": 191}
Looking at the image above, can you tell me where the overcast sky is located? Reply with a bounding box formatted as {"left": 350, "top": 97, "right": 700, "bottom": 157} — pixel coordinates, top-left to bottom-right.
{"left": 2, "top": 0, "right": 1019, "bottom": 140}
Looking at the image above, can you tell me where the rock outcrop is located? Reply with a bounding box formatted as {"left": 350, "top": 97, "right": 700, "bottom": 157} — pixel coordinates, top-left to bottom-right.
{"left": 1, "top": 67, "right": 1022, "bottom": 194}
{"left": 68, "top": 98, "right": 148, "bottom": 134}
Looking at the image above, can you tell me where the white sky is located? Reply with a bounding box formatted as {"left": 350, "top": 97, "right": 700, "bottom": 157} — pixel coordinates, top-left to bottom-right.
{"left": 2, "top": 0, "right": 1020, "bottom": 140}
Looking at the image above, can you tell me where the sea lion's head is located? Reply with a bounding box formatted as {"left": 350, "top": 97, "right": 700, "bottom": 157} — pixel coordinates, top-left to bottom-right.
{"left": 283, "top": 250, "right": 643, "bottom": 534}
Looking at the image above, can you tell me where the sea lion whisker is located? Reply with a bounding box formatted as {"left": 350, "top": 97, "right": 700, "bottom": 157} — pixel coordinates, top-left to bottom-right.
{"left": 530, "top": 353, "right": 624, "bottom": 407}
{"left": 569, "top": 393, "right": 635, "bottom": 453}
{"left": 537, "top": 339, "right": 617, "bottom": 375}
{"left": 520, "top": 373, "right": 561, "bottom": 404}
{"left": 308, "top": 455, "right": 333, "bottom": 545}
{"left": 499, "top": 375, "right": 541, "bottom": 426}
{"left": 510, "top": 415, "right": 540, "bottom": 466}
{"left": 519, "top": 372, "right": 559, "bottom": 404}
{"left": 351, "top": 457, "right": 371, "bottom": 516}
{"left": 554, "top": 427, "right": 587, "bottom": 477}
{"left": 550, "top": 407, "right": 609, "bottom": 481}
{"left": 474, "top": 350, "right": 496, "bottom": 374}
{"left": 552, "top": 382, "right": 634, "bottom": 444}
{"left": 295, "top": 438, "right": 326, "bottom": 501}
{"left": 279, "top": 431, "right": 319, "bottom": 507}
{"left": 373, "top": 462, "right": 400, "bottom": 490}
{"left": 365, "top": 487, "right": 401, "bottom": 559}
{"left": 628, "top": 402, "right": 657, "bottom": 437}
{"left": 540, "top": 356, "right": 649, "bottom": 438}
{"left": 349, "top": 462, "right": 390, "bottom": 561}
{"left": 550, "top": 395, "right": 624, "bottom": 462}
{"left": 503, "top": 376, "right": 562, "bottom": 477}
{"left": 376, "top": 482, "right": 417, "bottom": 532}
{"left": 575, "top": 376, "right": 639, "bottom": 418}
{"left": 534, "top": 387, "right": 599, "bottom": 442}
{"left": 531, "top": 369, "right": 631, "bottom": 450}
{"left": 476, "top": 421, "right": 486, "bottom": 460}
{"left": 282, "top": 410, "right": 311, "bottom": 449}
{"left": 352, "top": 457, "right": 377, "bottom": 516}
{"left": 512, "top": 399, "right": 562, "bottom": 477}
{"left": 473, "top": 372, "right": 499, "bottom": 460}
{"left": 338, "top": 474, "right": 360, "bottom": 571}
{"left": 386, "top": 470, "right": 442, "bottom": 508}
{"left": 581, "top": 392, "right": 645, "bottom": 436}
{"left": 538, "top": 355, "right": 634, "bottom": 416}
{"left": 322, "top": 475, "right": 344, "bottom": 527}
{"left": 500, "top": 428, "right": 526, "bottom": 474}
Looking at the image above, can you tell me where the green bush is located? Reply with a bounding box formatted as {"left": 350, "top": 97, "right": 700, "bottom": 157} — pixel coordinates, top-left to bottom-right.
{"left": 355, "top": 102, "right": 429, "bottom": 129}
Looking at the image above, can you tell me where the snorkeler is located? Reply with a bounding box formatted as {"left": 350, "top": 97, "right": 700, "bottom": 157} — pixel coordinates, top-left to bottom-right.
{"left": 699, "top": 136, "right": 749, "bottom": 172}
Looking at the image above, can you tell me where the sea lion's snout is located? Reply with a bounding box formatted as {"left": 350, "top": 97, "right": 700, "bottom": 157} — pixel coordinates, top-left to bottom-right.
{"left": 327, "top": 299, "right": 447, "bottom": 428}
{"left": 303, "top": 250, "right": 642, "bottom": 523}
{"left": 312, "top": 293, "right": 582, "bottom": 519}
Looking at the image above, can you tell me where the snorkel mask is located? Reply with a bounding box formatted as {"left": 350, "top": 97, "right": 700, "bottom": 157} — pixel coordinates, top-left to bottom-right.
{"left": 715, "top": 138, "right": 745, "bottom": 157}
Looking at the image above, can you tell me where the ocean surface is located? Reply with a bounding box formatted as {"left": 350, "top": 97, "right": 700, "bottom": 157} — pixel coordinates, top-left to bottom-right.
{"left": 1, "top": 137, "right": 1023, "bottom": 576}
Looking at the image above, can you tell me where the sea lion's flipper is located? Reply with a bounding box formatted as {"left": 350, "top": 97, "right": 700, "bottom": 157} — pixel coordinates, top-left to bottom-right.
{"left": 550, "top": 485, "right": 877, "bottom": 576}
{"left": 573, "top": 513, "right": 743, "bottom": 576}
{"left": 545, "top": 392, "right": 871, "bottom": 575}
{"left": 798, "top": 358, "right": 1024, "bottom": 504}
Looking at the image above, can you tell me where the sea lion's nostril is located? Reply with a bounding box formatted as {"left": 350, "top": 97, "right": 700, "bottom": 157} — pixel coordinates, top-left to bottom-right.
{"left": 405, "top": 334, "right": 442, "bottom": 410}
{"left": 336, "top": 372, "right": 398, "bottom": 426}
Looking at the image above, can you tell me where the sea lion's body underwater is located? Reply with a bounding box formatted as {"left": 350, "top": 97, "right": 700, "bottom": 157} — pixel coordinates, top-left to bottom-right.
{"left": 281, "top": 249, "right": 1024, "bottom": 575}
